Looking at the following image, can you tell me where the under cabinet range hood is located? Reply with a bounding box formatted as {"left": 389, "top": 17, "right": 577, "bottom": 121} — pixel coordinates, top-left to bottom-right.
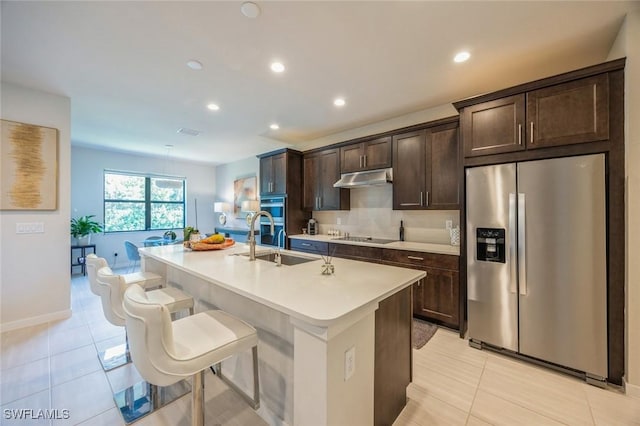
{"left": 333, "top": 168, "right": 393, "bottom": 188}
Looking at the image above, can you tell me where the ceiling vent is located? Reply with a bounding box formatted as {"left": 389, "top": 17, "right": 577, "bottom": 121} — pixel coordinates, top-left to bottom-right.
{"left": 177, "top": 127, "right": 200, "bottom": 136}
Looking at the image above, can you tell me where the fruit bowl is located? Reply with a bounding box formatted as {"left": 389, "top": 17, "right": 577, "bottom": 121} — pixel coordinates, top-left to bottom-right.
{"left": 189, "top": 238, "right": 235, "bottom": 251}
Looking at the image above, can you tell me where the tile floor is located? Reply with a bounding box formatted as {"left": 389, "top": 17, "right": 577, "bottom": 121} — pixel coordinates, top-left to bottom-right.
{"left": 1, "top": 272, "right": 639, "bottom": 425}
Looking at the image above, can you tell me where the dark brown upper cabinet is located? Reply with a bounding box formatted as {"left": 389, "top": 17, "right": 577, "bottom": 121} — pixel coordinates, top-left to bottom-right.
{"left": 461, "top": 74, "right": 610, "bottom": 158}
{"left": 393, "top": 121, "right": 460, "bottom": 210}
{"left": 340, "top": 137, "right": 392, "bottom": 173}
{"left": 303, "top": 148, "right": 350, "bottom": 211}
{"left": 462, "top": 94, "right": 526, "bottom": 158}
{"left": 526, "top": 74, "right": 609, "bottom": 149}
{"left": 259, "top": 152, "right": 287, "bottom": 195}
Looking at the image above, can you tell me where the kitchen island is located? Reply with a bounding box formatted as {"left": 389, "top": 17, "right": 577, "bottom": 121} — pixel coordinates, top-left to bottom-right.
{"left": 140, "top": 243, "right": 425, "bottom": 426}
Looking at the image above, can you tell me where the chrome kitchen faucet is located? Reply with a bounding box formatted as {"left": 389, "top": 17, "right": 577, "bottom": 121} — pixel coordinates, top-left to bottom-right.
{"left": 248, "top": 211, "right": 275, "bottom": 261}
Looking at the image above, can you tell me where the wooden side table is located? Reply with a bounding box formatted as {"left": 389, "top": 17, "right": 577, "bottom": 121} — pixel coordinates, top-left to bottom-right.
{"left": 71, "top": 244, "right": 96, "bottom": 275}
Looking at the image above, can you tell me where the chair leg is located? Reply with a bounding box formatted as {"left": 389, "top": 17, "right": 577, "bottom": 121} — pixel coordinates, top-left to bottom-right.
{"left": 192, "top": 371, "right": 204, "bottom": 426}
{"left": 215, "top": 345, "right": 260, "bottom": 410}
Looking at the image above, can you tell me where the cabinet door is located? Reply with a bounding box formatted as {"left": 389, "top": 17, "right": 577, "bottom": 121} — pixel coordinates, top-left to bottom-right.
{"left": 318, "top": 148, "right": 348, "bottom": 210}
{"left": 302, "top": 155, "right": 318, "bottom": 210}
{"left": 426, "top": 122, "right": 460, "bottom": 209}
{"left": 526, "top": 74, "right": 609, "bottom": 149}
{"left": 340, "top": 143, "right": 364, "bottom": 173}
{"left": 271, "top": 153, "right": 287, "bottom": 194}
{"left": 392, "top": 130, "right": 426, "bottom": 210}
{"left": 259, "top": 156, "right": 273, "bottom": 195}
{"left": 363, "top": 137, "right": 392, "bottom": 170}
{"left": 462, "top": 94, "right": 526, "bottom": 157}
{"left": 415, "top": 268, "right": 459, "bottom": 327}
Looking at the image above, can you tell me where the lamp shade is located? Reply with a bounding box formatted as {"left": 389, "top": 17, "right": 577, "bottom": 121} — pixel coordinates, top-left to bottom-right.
{"left": 241, "top": 200, "right": 260, "bottom": 212}
{"left": 214, "top": 202, "right": 232, "bottom": 213}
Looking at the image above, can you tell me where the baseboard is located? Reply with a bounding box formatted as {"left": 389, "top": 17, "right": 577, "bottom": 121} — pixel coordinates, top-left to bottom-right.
{"left": 625, "top": 380, "right": 640, "bottom": 399}
{"left": 0, "top": 309, "right": 72, "bottom": 333}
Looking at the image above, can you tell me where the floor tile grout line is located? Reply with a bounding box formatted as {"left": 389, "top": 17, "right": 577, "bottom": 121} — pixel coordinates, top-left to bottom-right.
{"left": 464, "top": 352, "right": 488, "bottom": 425}
{"left": 478, "top": 384, "right": 589, "bottom": 425}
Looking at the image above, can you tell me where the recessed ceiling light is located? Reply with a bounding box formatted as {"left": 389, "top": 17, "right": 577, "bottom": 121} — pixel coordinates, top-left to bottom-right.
{"left": 270, "top": 62, "right": 285, "bottom": 73}
{"left": 177, "top": 128, "right": 200, "bottom": 136}
{"left": 207, "top": 103, "right": 220, "bottom": 111}
{"left": 454, "top": 51, "right": 471, "bottom": 63}
{"left": 270, "top": 123, "right": 280, "bottom": 130}
{"left": 186, "top": 60, "right": 203, "bottom": 70}
{"left": 334, "top": 98, "right": 346, "bottom": 107}
{"left": 240, "top": 2, "right": 261, "bottom": 18}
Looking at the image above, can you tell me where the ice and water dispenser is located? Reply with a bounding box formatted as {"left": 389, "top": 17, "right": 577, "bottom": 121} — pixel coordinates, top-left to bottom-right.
{"left": 476, "top": 228, "right": 506, "bottom": 263}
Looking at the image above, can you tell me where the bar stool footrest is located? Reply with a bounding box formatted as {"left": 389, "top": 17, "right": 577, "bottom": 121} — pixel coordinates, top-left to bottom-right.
{"left": 114, "top": 379, "right": 191, "bottom": 424}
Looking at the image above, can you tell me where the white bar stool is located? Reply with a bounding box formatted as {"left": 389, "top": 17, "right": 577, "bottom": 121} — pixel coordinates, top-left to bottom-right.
{"left": 123, "top": 283, "right": 260, "bottom": 426}
{"left": 86, "top": 254, "right": 164, "bottom": 294}
{"left": 85, "top": 254, "right": 164, "bottom": 371}
{"left": 96, "top": 268, "right": 195, "bottom": 423}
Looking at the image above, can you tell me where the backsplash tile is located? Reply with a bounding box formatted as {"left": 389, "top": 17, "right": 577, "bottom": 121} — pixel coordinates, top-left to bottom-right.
{"left": 312, "top": 186, "right": 459, "bottom": 244}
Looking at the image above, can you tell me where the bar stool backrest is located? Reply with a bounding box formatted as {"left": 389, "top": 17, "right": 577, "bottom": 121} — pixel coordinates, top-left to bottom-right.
{"left": 96, "top": 266, "right": 128, "bottom": 327}
{"left": 123, "top": 284, "right": 180, "bottom": 386}
{"left": 86, "top": 254, "right": 109, "bottom": 296}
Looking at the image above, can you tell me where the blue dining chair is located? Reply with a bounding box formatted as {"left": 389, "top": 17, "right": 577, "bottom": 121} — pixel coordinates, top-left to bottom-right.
{"left": 124, "top": 240, "right": 141, "bottom": 272}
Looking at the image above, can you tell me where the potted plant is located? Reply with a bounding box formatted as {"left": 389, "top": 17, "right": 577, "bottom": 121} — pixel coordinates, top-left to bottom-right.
{"left": 70, "top": 215, "right": 103, "bottom": 245}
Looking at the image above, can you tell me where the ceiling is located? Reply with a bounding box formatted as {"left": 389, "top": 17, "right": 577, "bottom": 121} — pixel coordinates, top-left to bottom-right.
{"left": 2, "top": 1, "right": 638, "bottom": 165}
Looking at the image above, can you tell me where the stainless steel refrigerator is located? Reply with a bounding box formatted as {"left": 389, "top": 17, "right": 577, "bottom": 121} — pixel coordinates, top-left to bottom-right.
{"left": 466, "top": 154, "right": 607, "bottom": 383}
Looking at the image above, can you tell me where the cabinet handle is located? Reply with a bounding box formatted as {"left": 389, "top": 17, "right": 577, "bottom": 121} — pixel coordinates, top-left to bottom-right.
{"left": 319, "top": 197, "right": 322, "bottom": 209}
{"left": 518, "top": 124, "right": 522, "bottom": 145}
{"left": 407, "top": 255, "right": 424, "bottom": 261}
{"left": 530, "top": 122, "right": 534, "bottom": 144}
{"left": 301, "top": 243, "right": 311, "bottom": 247}
{"left": 420, "top": 191, "right": 424, "bottom": 206}
{"left": 400, "top": 202, "right": 421, "bottom": 206}
{"left": 359, "top": 155, "right": 363, "bottom": 168}
{"left": 425, "top": 191, "right": 429, "bottom": 207}
{"left": 363, "top": 155, "right": 367, "bottom": 168}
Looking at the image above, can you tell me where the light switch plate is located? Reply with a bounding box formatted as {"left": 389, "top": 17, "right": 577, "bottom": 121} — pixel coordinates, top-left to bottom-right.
{"left": 445, "top": 220, "right": 453, "bottom": 230}
{"left": 16, "top": 222, "right": 45, "bottom": 234}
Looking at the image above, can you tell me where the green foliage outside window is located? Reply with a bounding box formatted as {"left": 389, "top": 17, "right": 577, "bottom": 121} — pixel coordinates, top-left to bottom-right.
{"left": 104, "top": 172, "right": 185, "bottom": 232}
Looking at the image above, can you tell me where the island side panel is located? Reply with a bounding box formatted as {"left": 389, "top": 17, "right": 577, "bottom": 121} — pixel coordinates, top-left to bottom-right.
{"left": 374, "top": 285, "right": 412, "bottom": 426}
{"left": 293, "top": 311, "right": 376, "bottom": 426}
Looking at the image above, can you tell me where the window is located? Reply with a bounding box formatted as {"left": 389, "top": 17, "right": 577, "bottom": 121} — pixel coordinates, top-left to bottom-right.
{"left": 104, "top": 171, "right": 185, "bottom": 232}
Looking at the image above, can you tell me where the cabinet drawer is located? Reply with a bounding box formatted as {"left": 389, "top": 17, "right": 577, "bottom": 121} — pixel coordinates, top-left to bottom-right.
{"left": 290, "top": 239, "right": 328, "bottom": 255}
{"left": 382, "top": 249, "right": 458, "bottom": 270}
{"left": 330, "top": 243, "right": 382, "bottom": 262}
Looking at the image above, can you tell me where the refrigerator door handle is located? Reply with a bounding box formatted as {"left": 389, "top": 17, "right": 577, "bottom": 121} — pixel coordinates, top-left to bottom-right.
{"left": 509, "top": 193, "right": 517, "bottom": 294}
{"left": 518, "top": 193, "right": 527, "bottom": 295}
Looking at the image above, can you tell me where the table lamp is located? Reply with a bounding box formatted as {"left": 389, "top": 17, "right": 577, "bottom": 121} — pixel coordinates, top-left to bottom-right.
{"left": 214, "top": 202, "right": 232, "bottom": 226}
{"left": 241, "top": 200, "right": 260, "bottom": 226}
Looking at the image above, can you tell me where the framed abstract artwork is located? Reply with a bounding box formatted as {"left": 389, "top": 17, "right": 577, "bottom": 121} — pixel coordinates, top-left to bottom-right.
{"left": 0, "top": 119, "right": 59, "bottom": 210}
{"left": 233, "top": 176, "right": 257, "bottom": 218}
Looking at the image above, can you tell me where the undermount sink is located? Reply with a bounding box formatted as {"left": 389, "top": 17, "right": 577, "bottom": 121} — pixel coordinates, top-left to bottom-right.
{"left": 239, "top": 252, "right": 317, "bottom": 266}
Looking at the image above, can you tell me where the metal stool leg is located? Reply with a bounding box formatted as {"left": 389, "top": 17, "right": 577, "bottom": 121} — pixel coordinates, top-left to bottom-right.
{"left": 215, "top": 345, "right": 260, "bottom": 409}
{"left": 192, "top": 371, "right": 204, "bottom": 426}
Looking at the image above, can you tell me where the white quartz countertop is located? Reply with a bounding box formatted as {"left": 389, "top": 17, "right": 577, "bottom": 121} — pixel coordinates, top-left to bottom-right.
{"left": 140, "top": 244, "right": 425, "bottom": 327}
{"left": 289, "top": 234, "right": 460, "bottom": 256}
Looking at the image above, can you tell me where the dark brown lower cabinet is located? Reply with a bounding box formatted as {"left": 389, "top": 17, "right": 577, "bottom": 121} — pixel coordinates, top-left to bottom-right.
{"left": 414, "top": 267, "right": 459, "bottom": 327}
{"left": 375, "top": 286, "right": 412, "bottom": 426}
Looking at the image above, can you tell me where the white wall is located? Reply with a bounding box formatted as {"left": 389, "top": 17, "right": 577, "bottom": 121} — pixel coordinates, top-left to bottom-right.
{"left": 607, "top": 7, "right": 640, "bottom": 394}
{"left": 0, "top": 83, "right": 72, "bottom": 331}
{"left": 71, "top": 146, "right": 216, "bottom": 267}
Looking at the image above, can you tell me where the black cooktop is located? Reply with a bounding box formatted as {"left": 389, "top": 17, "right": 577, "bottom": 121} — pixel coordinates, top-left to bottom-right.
{"left": 332, "top": 236, "right": 398, "bottom": 244}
